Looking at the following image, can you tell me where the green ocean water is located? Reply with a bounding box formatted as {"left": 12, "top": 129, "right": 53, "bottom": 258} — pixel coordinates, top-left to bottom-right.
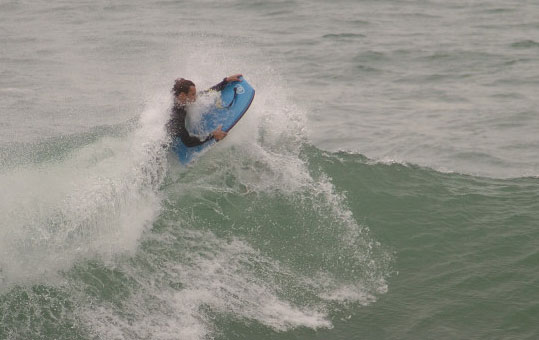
{"left": 1, "top": 142, "right": 538, "bottom": 339}
{"left": 2, "top": 0, "right": 539, "bottom": 339}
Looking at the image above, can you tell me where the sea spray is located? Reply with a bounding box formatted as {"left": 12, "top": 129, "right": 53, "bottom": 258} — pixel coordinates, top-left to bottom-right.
{"left": 0, "top": 95, "right": 169, "bottom": 288}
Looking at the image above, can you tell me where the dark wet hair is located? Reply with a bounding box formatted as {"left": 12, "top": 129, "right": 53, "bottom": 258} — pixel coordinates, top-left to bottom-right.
{"left": 172, "top": 78, "right": 195, "bottom": 96}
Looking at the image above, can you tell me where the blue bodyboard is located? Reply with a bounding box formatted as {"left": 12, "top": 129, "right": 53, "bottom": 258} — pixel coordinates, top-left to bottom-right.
{"left": 172, "top": 77, "right": 255, "bottom": 164}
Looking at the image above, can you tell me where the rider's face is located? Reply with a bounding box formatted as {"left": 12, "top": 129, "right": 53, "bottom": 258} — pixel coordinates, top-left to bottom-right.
{"left": 186, "top": 86, "right": 197, "bottom": 103}
{"left": 177, "top": 86, "right": 197, "bottom": 104}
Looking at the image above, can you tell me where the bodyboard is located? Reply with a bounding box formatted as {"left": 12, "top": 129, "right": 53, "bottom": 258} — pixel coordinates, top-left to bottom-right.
{"left": 172, "top": 77, "right": 255, "bottom": 164}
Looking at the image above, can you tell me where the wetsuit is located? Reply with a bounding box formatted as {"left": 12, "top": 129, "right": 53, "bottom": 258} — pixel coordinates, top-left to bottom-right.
{"left": 167, "top": 78, "right": 229, "bottom": 147}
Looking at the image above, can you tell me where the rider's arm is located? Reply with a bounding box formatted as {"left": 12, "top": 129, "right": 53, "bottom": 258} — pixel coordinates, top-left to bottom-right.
{"left": 200, "top": 78, "right": 228, "bottom": 95}
{"left": 176, "top": 110, "right": 212, "bottom": 147}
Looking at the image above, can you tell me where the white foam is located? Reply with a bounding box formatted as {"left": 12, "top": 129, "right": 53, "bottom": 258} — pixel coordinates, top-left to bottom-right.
{"left": 79, "top": 229, "right": 332, "bottom": 340}
{"left": 0, "top": 93, "right": 169, "bottom": 288}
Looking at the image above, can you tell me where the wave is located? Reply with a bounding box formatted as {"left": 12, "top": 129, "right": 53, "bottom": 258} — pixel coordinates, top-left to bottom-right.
{"left": 2, "top": 129, "right": 538, "bottom": 339}
{"left": 0, "top": 46, "right": 393, "bottom": 338}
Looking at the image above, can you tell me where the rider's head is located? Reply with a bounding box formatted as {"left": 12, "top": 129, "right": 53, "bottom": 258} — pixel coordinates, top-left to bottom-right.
{"left": 172, "top": 78, "right": 196, "bottom": 104}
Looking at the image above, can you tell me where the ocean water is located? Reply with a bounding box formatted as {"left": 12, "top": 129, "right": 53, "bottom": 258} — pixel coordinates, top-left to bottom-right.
{"left": 1, "top": 0, "right": 538, "bottom": 339}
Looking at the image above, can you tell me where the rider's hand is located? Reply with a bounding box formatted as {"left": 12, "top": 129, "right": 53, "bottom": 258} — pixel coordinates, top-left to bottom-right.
{"left": 212, "top": 125, "right": 227, "bottom": 141}
{"left": 225, "top": 74, "right": 242, "bottom": 82}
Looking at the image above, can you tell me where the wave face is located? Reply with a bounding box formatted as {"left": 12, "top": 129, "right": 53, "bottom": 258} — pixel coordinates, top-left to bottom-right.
{"left": 2, "top": 132, "right": 539, "bottom": 339}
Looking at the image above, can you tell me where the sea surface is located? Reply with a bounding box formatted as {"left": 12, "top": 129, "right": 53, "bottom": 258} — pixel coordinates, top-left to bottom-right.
{"left": 1, "top": 0, "right": 538, "bottom": 339}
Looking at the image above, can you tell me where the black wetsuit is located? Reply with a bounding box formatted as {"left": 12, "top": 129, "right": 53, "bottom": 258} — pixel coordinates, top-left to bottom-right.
{"left": 167, "top": 78, "right": 228, "bottom": 147}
